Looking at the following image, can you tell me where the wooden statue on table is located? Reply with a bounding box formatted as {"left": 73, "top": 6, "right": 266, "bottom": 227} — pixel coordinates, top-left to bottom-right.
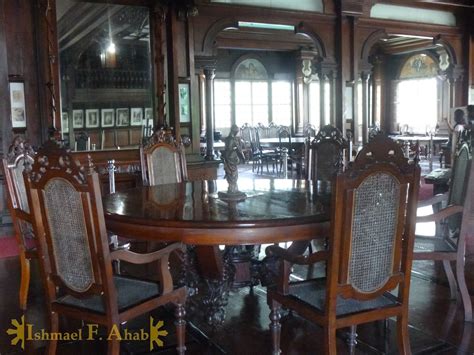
{"left": 219, "top": 124, "right": 247, "bottom": 201}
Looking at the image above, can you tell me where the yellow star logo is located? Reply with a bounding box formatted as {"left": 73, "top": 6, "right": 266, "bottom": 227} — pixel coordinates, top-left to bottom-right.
{"left": 7, "top": 315, "right": 25, "bottom": 350}
{"left": 149, "top": 316, "right": 168, "bottom": 351}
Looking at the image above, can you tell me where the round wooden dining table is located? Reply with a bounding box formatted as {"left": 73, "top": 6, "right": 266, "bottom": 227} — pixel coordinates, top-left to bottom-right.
{"left": 103, "top": 178, "right": 331, "bottom": 246}
{"left": 103, "top": 177, "right": 331, "bottom": 325}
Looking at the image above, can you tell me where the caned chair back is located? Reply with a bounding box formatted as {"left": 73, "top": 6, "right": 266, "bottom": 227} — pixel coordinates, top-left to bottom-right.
{"left": 328, "top": 133, "right": 420, "bottom": 302}
{"left": 25, "top": 140, "right": 112, "bottom": 297}
{"left": 306, "top": 125, "right": 346, "bottom": 181}
{"left": 140, "top": 128, "right": 188, "bottom": 186}
{"left": 449, "top": 143, "right": 471, "bottom": 206}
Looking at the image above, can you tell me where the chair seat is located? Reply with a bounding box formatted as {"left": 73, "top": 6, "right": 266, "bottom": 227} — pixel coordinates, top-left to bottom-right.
{"left": 273, "top": 278, "right": 399, "bottom": 317}
{"left": 56, "top": 276, "right": 160, "bottom": 313}
{"left": 414, "top": 235, "right": 456, "bottom": 253}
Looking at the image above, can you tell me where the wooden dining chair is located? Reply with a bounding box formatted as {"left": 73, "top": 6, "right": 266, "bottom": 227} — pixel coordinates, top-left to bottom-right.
{"left": 305, "top": 125, "right": 346, "bottom": 181}
{"left": 24, "top": 140, "right": 187, "bottom": 354}
{"left": 266, "top": 133, "right": 420, "bottom": 354}
{"left": 140, "top": 127, "right": 188, "bottom": 186}
{"left": 2, "top": 136, "right": 35, "bottom": 310}
{"left": 414, "top": 142, "right": 473, "bottom": 322}
{"left": 278, "top": 126, "right": 303, "bottom": 177}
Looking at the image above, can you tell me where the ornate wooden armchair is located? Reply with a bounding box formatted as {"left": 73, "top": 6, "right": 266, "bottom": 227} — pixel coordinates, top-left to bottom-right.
{"left": 2, "top": 136, "right": 35, "bottom": 310}
{"left": 25, "top": 140, "right": 187, "bottom": 354}
{"left": 140, "top": 128, "right": 188, "bottom": 186}
{"left": 266, "top": 134, "right": 420, "bottom": 354}
{"left": 305, "top": 125, "right": 346, "bottom": 181}
{"left": 414, "top": 142, "right": 473, "bottom": 322}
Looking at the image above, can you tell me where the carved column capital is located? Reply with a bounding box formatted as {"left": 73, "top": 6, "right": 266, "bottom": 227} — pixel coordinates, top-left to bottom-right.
{"left": 203, "top": 67, "right": 216, "bottom": 80}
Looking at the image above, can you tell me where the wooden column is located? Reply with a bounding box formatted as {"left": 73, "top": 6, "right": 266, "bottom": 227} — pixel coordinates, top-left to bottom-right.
{"left": 204, "top": 67, "right": 216, "bottom": 160}
{"left": 361, "top": 71, "right": 370, "bottom": 144}
{"left": 166, "top": 5, "right": 180, "bottom": 136}
{"left": 151, "top": 4, "right": 166, "bottom": 129}
{"left": 319, "top": 72, "right": 327, "bottom": 128}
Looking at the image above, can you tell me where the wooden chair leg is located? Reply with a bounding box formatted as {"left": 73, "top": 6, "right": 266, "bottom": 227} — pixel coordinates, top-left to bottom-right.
{"left": 175, "top": 303, "right": 186, "bottom": 355}
{"left": 323, "top": 326, "right": 337, "bottom": 355}
{"left": 396, "top": 314, "right": 412, "bottom": 355}
{"left": 269, "top": 301, "right": 281, "bottom": 355}
{"left": 47, "top": 312, "right": 59, "bottom": 355}
{"left": 456, "top": 252, "right": 473, "bottom": 322}
{"left": 107, "top": 325, "right": 120, "bottom": 355}
{"left": 347, "top": 325, "right": 358, "bottom": 355}
{"left": 19, "top": 254, "right": 30, "bottom": 310}
{"left": 442, "top": 260, "right": 457, "bottom": 300}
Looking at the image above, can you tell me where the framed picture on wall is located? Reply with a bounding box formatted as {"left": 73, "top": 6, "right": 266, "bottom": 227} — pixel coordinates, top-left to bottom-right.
{"left": 73, "top": 109, "right": 84, "bottom": 128}
{"left": 84, "top": 109, "right": 99, "bottom": 128}
{"left": 62, "top": 112, "right": 69, "bottom": 131}
{"left": 100, "top": 109, "right": 114, "bottom": 127}
{"left": 178, "top": 83, "right": 190, "bottom": 123}
{"left": 116, "top": 108, "right": 130, "bottom": 127}
{"left": 131, "top": 107, "right": 143, "bottom": 126}
{"left": 9, "top": 80, "right": 27, "bottom": 128}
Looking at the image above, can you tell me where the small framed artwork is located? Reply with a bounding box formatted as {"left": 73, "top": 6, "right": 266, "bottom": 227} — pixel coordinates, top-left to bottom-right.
{"left": 9, "top": 80, "right": 27, "bottom": 128}
{"left": 101, "top": 108, "right": 114, "bottom": 128}
{"left": 62, "top": 112, "right": 69, "bottom": 131}
{"left": 84, "top": 109, "right": 99, "bottom": 128}
{"left": 178, "top": 83, "right": 190, "bottom": 123}
{"left": 116, "top": 108, "right": 130, "bottom": 127}
{"left": 72, "top": 109, "right": 85, "bottom": 129}
{"left": 131, "top": 107, "right": 143, "bottom": 126}
{"left": 144, "top": 107, "right": 153, "bottom": 120}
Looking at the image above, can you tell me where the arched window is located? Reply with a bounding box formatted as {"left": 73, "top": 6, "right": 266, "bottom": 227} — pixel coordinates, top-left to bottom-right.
{"left": 395, "top": 53, "right": 439, "bottom": 133}
{"left": 213, "top": 57, "right": 293, "bottom": 134}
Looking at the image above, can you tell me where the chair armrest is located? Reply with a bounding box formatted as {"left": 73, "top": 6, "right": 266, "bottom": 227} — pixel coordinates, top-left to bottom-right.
{"left": 416, "top": 204, "right": 463, "bottom": 223}
{"left": 111, "top": 242, "right": 185, "bottom": 295}
{"left": 417, "top": 192, "right": 448, "bottom": 208}
{"left": 265, "top": 245, "right": 328, "bottom": 265}
{"left": 110, "top": 242, "right": 184, "bottom": 264}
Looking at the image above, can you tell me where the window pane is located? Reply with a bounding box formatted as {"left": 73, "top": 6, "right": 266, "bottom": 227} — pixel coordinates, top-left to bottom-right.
{"left": 272, "top": 81, "right": 291, "bottom": 104}
{"left": 236, "top": 105, "right": 252, "bottom": 126}
{"left": 252, "top": 81, "right": 268, "bottom": 104}
{"left": 215, "top": 106, "right": 231, "bottom": 128}
{"left": 214, "top": 80, "right": 231, "bottom": 105}
{"left": 235, "top": 81, "right": 251, "bottom": 104}
{"left": 396, "top": 78, "right": 437, "bottom": 134}
{"left": 272, "top": 105, "right": 292, "bottom": 126}
{"left": 308, "top": 81, "right": 320, "bottom": 129}
{"left": 252, "top": 105, "right": 269, "bottom": 123}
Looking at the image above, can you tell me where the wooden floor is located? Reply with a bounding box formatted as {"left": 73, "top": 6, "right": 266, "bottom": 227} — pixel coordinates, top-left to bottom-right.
{"left": 1, "top": 158, "right": 473, "bottom": 354}
{"left": 0, "top": 236, "right": 473, "bottom": 354}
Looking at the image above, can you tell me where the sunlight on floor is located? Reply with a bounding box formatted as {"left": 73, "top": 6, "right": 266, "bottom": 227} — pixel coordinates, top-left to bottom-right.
{"left": 415, "top": 205, "right": 436, "bottom": 236}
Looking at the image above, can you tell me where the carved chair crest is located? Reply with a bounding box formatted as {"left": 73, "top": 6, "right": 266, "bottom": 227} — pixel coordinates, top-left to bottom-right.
{"left": 353, "top": 133, "right": 415, "bottom": 174}
{"left": 29, "top": 139, "right": 94, "bottom": 185}
{"left": 6, "top": 136, "right": 35, "bottom": 167}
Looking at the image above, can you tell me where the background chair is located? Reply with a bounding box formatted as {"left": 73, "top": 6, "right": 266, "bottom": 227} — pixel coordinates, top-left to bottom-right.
{"left": 25, "top": 140, "right": 187, "bottom": 354}
{"left": 266, "top": 134, "right": 420, "bottom": 354}
{"left": 414, "top": 142, "right": 473, "bottom": 322}
{"left": 278, "top": 126, "right": 303, "bottom": 178}
{"left": 305, "top": 125, "right": 346, "bottom": 181}
{"left": 140, "top": 127, "right": 188, "bottom": 186}
{"left": 2, "top": 136, "right": 35, "bottom": 310}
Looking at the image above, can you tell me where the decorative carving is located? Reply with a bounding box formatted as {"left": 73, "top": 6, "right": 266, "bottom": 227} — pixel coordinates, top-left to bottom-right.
{"left": 353, "top": 133, "right": 415, "bottom": 173}
{"left": 312, "top": 124, "right": 346, "bottom": 146}
{"left": 6, "top": 136, "right": 35, "bottom": 167}
{"left": 29, "top": 140, "right": 89, "bottom": 184}
{"left": 143, "top": 127, "right": 179, "bottom": 149}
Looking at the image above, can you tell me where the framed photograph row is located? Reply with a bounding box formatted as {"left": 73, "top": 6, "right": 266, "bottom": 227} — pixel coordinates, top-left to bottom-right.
{"left": 62, "top": 107, "right": 153, "bottom": 130}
